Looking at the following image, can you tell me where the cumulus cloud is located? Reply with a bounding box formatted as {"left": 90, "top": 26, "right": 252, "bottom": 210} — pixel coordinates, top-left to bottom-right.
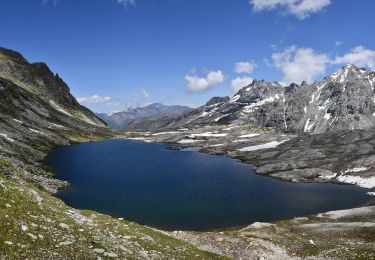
{"left": 234, "top": 61, "right": 257, "bottom": 74}
{"left": 271, "top": 45, "right": 375, "bottom": 85}
{"left": 272, "top": 45, "right": 330, "bottom": 85}
{"left": 185, "top": 70, "right": 224, "bottom": 92}
{"left": 332, "top": 46, "right": 375, "bottom": 69}
{"left": 117, "top": 0, "right": 136, "bottom": 8}
{"left": 250, "top": 0, "right": 331, "bottom": 20}
{"left": 77, "top": 95, "right": 113, "bottom": 104}
{"left": 230, "top": 77, "right": 253, "bottom": 94}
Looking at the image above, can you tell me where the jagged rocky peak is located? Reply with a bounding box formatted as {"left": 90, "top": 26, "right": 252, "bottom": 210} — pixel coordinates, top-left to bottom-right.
{"left": 328, "top": 64, "right": 371, "bottom": 83}
{"left": 0, "top": 47, "right": 106, "bottom": 127}
{"left": 206, "top": 96, "right": 230, "bottom": 106}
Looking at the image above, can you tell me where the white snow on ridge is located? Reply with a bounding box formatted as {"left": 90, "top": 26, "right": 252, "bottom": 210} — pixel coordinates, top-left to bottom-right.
{"left": 237, "top": 140, "right": 289, "bottom": 152}
{"left": 242, "top": 94, "right": 283, "bottom": 113}
{"left": 309, "top": 83, "right": 327, "bottom": 104}
{"left": 0, "top": 133, "right": 14, "bottom": 142}
{"left": 214, "top": 114, "right": 229, "bottom": 122}
{"left": 367, "top": 192, "right": 375, "bottom": 196}
{"left": 229, "top": 95, "right": 240, "bottom": 103}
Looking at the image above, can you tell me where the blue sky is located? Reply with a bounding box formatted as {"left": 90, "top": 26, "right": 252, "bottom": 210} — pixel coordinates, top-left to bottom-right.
{"left": 0, "top": 0, "right": 374, "bottom": 113}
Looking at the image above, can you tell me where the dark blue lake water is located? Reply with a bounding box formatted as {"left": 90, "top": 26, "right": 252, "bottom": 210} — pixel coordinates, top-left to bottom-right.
{"left": 44, "top": 139, "right": 372, "bottom": 231}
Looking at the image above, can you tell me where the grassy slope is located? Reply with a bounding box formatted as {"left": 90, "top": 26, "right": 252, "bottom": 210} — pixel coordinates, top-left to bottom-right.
{"left": 0, "top": 158, "right": 226, "bottom": 259}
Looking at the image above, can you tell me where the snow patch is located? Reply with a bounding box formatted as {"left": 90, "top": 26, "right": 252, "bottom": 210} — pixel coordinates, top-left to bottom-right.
{"left": 337, "top": 175, "right": 375, "bottom": 189}
{"left": 238, "top": 134, "right": 260, "bottom": 138}
{"left": 238, "top": 140, "right": 289, "bottom": 152}
{"left": 342, "top": 167, "right": 370, "bottom": 174}
{"left": 177, "top": 139, "right": 202, "bottom": 144}
{"left": 309, "top": 83, "right": 326, "bottom": 104}
{"left": 128, "top": 137, "right": 151, "bottom": 143}
{"left": 210, "top": 143, "right": 225, "bottom": 147}
{"left": 324, "top": 112, "right": 331, "bottom": 120}
{"left": 304, "top": 118, "right": 315, "bottom": 132}
{"left": 229, "top": 95, "right": 240, "bottom": 103}
{"left": 152, "top": 131, "right": 179, "bottom": 136}
{"left": 190, "top": 132, "right": 227, "bottom": 138}
{"left": 243, "top": 94, "right": 282, "bottom": 113}
{"left": 320, "top": 172, "right": 337, "bottom": 180}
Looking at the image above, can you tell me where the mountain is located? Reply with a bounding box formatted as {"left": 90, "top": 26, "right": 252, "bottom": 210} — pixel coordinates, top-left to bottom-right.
{"left": 0, "top": 47, "right": 106, "bottom": 127}
{"left": 97, "top": 103, "right": 191, "bottom": 129}
{"left": 126, "top": 64, "right": 375, "bottom": 134}
{"left": 0, "top": 47, "right": 111, "bottom": 192}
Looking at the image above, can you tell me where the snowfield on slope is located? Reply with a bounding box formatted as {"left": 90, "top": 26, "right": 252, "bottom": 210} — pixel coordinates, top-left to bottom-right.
{"left": 237, "top": 140, "right": 289, "bottom": 152}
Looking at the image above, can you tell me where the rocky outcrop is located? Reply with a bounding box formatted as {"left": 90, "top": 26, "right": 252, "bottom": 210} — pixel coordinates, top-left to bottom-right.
{"left": 127, "top": 65, "right": 375, "bottom": 134}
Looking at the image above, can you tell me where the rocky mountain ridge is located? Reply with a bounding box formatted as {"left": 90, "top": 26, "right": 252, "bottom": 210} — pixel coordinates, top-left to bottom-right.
{"left": 126, "top": 64, "right": 375, "bottom": 134}
{"left": 0, "top": 47, "right": 106, "bottom": 127}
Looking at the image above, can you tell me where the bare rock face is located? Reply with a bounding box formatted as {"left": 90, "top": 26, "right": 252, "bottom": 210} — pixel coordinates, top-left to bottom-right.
{"left": 127, "top": 64, "right": 375, "bottom": 134}
{"left": 0, "top": 47, "right": 106, "bottom": 127}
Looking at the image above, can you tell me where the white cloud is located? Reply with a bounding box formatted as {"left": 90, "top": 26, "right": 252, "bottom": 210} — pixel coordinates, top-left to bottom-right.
{"left": 272, "top": 45, "right": 329, "bottom": 84}
{"left": 234, "top": 61, "right": 257, "bottom": 74}
{"left": 42, "top": 0, "right": 59, "bottom": 5}
{"left": 230, "top": 77, "right": 253, "bottom": 94}
{"left": 250, "top": 0, "right": 331, "bottom": 20}
{"left": 77, "top": 95, "right": 113, "bottom": 104}
{"left": 335, "top": 41, "right": 343, "bottom": 47}
{"left": 332, "top": 46, "right": 375, "bottom": 69}
{"left": 117, "top": 0, "right": 136, "bottom": 8}
{"left": 185, "top": 70, "right": 224, "bottom": 92}
{"left": 140, "top": 88, "right": 149, "bottom": 99}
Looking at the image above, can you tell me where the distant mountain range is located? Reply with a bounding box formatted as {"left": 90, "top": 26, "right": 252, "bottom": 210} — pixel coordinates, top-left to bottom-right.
{"left": 97, "top": 103, "right": 191, "bottom": 129}
{"left": 126, "top": 64, "right": 375, "bottom": 134}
